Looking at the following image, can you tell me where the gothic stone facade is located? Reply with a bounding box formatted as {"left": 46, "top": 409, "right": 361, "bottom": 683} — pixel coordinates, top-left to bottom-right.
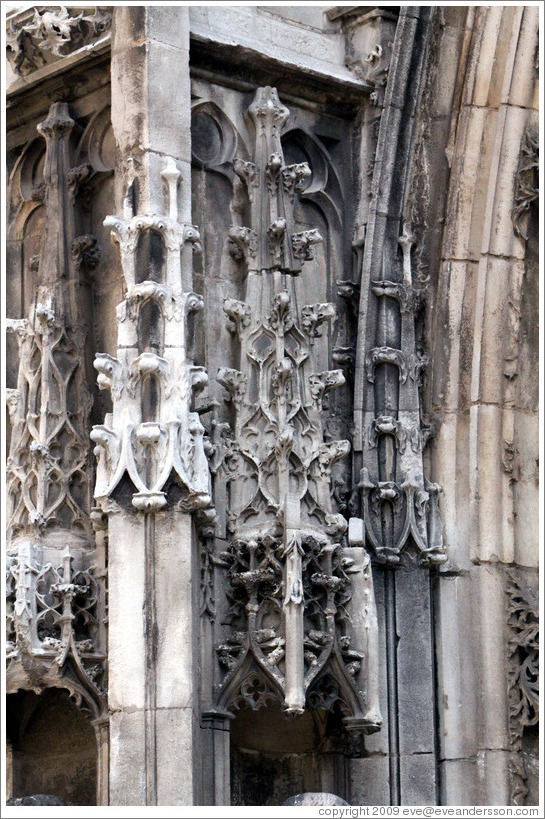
{"left": 4, "top": 4, "right": 539, "bottom": 807}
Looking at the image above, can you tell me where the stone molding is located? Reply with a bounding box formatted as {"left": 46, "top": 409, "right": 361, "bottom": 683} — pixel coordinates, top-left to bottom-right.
{"left": 358, "top": 224, "right": 445, "bottom": 567}
{"left": 353, "top": 8, "right": 446, "bottom": 568}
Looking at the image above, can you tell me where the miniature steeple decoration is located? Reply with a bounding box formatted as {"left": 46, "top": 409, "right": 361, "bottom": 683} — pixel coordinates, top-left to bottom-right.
{"left": 214, "top": 87, "right": 381, "bottom": 734}
{"left": 6, "top": 102, "right": 105, "bottom": 716}
{"left": 91, "top": 159, "right": 211, "bottom": 513}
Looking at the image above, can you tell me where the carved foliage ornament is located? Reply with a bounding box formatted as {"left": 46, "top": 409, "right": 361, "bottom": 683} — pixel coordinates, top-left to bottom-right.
{"left": 6, "top": 103, "right": 98, "bottom": 541}
{"left": 513, "top": 125, "right": 539, "bottom": 242}
{"left": 5, "top": 101, "right": 105, "bottom": 719}
{"left": 228, "top": 86, "right": 320, "bottom": 275}
{"left": 6, "top": 6, "right": 112, "bottom": 77}
{"left": 214, "top": 87, "right": 381, "bottom": 735}
{"left": 506, "top": 570, "right": 539, "bottom": 806}
{"left": 7, "top": 308, "right": 91, "bottom": 536}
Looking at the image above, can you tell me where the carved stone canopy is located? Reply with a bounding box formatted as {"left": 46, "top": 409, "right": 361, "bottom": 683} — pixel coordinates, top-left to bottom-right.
{"left": 92, "top": 159, "right": 212, "bottom": 514}
{"left": 213, "top": 86, "right": 382, "bottom": 736}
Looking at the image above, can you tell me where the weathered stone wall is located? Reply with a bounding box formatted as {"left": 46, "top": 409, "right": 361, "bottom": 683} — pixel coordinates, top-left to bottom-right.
{"left": 6, "top": 689, "right": 97, "bottom": 806}
{"left": 426, "top": 6, "right": 539, "bottom": 806}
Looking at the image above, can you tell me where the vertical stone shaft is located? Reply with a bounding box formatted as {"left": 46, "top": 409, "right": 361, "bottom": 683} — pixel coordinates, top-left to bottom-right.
{"left": 37, "top": 103, "right": 77, "bottom": 286}
{"left": 283, "top": 499, "right": 305, "bottom": 715}
{"left": 107, "top": 7, "right": 203, "bottom": 806}
{"left": 6, "top": 99, "right": 108, "bottom": 802}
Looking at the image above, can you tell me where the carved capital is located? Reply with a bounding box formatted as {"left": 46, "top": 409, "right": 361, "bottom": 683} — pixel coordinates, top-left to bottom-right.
{"left": 6, "top": 318, "right": 30, "bottom": 346}
{"left": 218, "top": 367, "right": 247, "bottom": 407}
{"left": 94, "top": 353, "right": 123, "bottom": 398}
{"left": 233, "top": 158, "right": 257, "bottom": 200}
{"left": 66, "top": 163, "right": 93, "bottom": 205}
{"left": 282, "top": 163, "right": 311, "bottom": 198}
{"left": 71, "top": 235, "right": 101, "bottom": 276}
{"left": 228, "top": 226, "right": 257, "bottom": 262}
{"left": 309, "top": 370, "right": 345, "bottom": 408}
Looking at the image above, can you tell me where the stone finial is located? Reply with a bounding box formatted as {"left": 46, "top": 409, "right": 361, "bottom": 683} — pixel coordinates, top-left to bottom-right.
{"left": 228, "top": 86, "right": 321, "bottom": 274}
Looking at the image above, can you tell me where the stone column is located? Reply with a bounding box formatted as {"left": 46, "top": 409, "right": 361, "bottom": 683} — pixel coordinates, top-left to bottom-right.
{"left": 432, "top": 5, "right": 539, "bottom": 806}
{"left": 349, "top": 7, "right": 444, "bottom": 806}
{"left": 93, "top": 716, "right": 110, "bottom": 806}
{"left": 110, "top": 6, "right": 192, "bottom": 221}
{"left": 102, "top": 7, "right": 209, "bottom": 805}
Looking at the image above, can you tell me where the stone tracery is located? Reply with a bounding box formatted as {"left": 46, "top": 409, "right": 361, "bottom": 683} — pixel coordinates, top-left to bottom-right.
{"left": 5, "top": 101, "right": 107, "bottom": 731}
{"left": 213, "top": 87, "right": 381, "bottom": 732}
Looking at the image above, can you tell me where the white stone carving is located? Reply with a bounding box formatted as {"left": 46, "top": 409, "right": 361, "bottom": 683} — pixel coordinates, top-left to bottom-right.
{"left": 7, "top": 103, "right": 96, "bottom": 541}
{"left": 6, "top": 6, "right": 112, "bottom": 77}
{"left": 5, "top": 545, "right": 106, "bottom": 717}
{"left": 91, "top": 161, "right": 211, "bottom": 513}
{"left": 506, "top": 570, "right": 539, "bottom": 805}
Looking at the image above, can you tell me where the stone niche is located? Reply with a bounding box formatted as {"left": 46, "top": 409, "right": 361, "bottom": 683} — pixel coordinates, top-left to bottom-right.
{"left": 6, "top": 688, "right": 98, "bottom": 806}
{"left": 230, "top": 702, "right": 350, "bottom": 806}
